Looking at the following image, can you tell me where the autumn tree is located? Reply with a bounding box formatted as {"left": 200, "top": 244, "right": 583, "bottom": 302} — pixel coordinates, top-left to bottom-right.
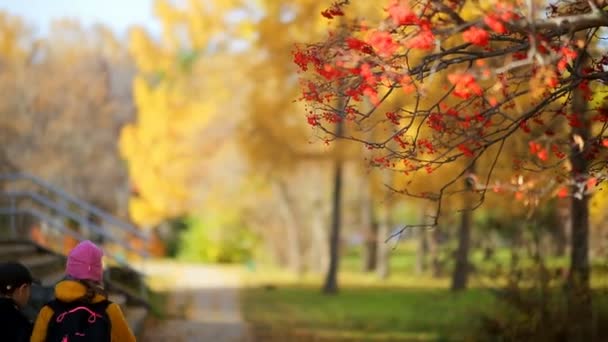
{"left": 237, "top": 0, "right": 383, "bottom": 291}
{"left": 235, "top": 0, "right": 326, "bottom": 276}
{"left": 0, "top": 15, "right": 135, "bottom": 215}
{"left": 0, "top": 11, "right": 29, "bottom": 177}
{"left": 121, "top": 0, "right": 246, "bottom": 228}
{"left": 296, "top": 0, "right": 608, "bottom": 336}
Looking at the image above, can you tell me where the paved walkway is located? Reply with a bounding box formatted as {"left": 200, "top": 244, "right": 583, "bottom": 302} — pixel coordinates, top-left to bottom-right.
{"left": 141, "top": 262, "right": 250, "bottom": 342}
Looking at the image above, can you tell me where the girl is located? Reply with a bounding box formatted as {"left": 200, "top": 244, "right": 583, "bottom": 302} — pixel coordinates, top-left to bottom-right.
{"left": 30, "top": 240, "right": 135, "bottom": 342}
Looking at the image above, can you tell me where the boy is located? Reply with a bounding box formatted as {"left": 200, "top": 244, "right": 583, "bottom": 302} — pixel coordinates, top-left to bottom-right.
{"left": 0, "top": 261, "right": 36, "bottom": 341}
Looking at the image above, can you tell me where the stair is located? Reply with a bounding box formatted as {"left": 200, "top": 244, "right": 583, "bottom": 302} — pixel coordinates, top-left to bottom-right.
{"left": 0, "top": 244, "right": 37, "bottom": 259}
{"left": 0, "top": 240, "right": 148, "bottom": 337}
{"left": 20, "top": 254, "right": 64, "bottom": 275}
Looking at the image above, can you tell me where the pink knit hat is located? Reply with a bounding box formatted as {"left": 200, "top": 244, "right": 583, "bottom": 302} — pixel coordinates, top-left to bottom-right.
{"left": 65, "top": 240, "right": 104, "bottom": 283}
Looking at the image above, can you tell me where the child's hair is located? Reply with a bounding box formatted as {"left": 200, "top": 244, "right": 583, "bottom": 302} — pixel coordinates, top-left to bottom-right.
{"left": 78, "top": 279, "right": 107, "bottom": 304}
{"left": 64, "top": 275, "right": 107, "bottom": 304}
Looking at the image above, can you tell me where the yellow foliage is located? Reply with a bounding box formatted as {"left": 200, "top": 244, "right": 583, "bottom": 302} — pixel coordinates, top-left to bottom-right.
{"left": 119, "top": 73, "right": 218, "bottom": 227}
{"left": 128, "top": 27, "right": 171, "bottom": 73}
{"left": 0, "top": 12, "right": 29, "bottom": 63}
{"left": 591, "top": 188, "right": 608, "bottom": 227}
{"left": 121, "top": 0, "right": 246, "bottom": 228}
{"left": 238, "top": 0, "right": 385, "bottom": 170}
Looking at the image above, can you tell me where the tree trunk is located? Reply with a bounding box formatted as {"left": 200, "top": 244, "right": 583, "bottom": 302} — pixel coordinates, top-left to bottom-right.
{"left": 554, "top": 199, "right": 570, "bottom": 257}
{"left": 322, "top": 95, "right": 345, "bottom": 295}
{"left": 568, "top": 168, "right": 592, "bottom": 341}
{"left": 554, "top": 220, "right": 569, "bottom": 258}
{"left": 451, "top": 161, "right": 475, "bottom": 291}
{"left": 322, "top": 159, "right": 343, "bottom": 294}
{"left": 567, "top": 49, "right": 592, "bottom": 341}
{"left": 363, "top": 208, "right": 378, "bottom": 272}
{"left": 306, "top": 164, "right": 329, "bottom": 274}
{"left": 429, "top": 228, "right": 443, "bottom": 278}
{"left": 360, "top": 175, "right": 377, "bottom": 272}
{"left": 415, "top": 227, "right": 429, "bottom": 275}
{"left": 310, "top": 197, "right": 329, "bottom": 274}
{"left": 376, "top": 203, "right": 391, "bottom": 279}
{"left": 275, "top": 181, "right": 304, "bottom": 277}
{"left": 376, "top": 169, "right": 393, "bottom": 280}
{"left": 554, "top": 218, "right": 571, "bottom": 257}
{"left": 415, "top": 206, "right": 431, "bottom": 275}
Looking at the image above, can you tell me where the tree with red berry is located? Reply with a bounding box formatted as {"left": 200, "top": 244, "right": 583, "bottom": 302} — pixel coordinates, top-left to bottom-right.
{"left": 295, "top": 0, "right": 608, "bottom": 337}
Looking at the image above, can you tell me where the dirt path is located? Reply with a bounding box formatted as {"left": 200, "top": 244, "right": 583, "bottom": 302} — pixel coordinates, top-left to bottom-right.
{"left": 141, "top": 262, "right": 250, "bottom": 342}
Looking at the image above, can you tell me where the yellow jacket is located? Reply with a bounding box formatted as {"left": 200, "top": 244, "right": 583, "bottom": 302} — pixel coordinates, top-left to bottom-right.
{"left": 30, "top": 280, "right": 136, "bottom": 342}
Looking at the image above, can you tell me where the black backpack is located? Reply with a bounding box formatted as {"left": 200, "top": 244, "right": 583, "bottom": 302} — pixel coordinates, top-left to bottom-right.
{"left": 45, "top": 299, "right": 112, "bottom": 342}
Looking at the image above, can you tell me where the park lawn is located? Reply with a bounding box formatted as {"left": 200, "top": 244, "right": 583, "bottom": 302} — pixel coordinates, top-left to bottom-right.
{"left": 240, "top": 269, "right": 494, "bottom": 341}
{"left": 241, "top": 243, "right": 608, "bottom": 341}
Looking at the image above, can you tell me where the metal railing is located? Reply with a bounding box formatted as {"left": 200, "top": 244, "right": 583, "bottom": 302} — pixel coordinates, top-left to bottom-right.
{"left": 1, "top": 191, "right": 144, "bottom": 256}
{"left": 0, "top": 173, "right": 149, "bottom": 302}
{"left": 0, "top": 173, "right": 146, "bottom": 241}
{"left": 0, "top": 207, "right": 133, "bottom": 268}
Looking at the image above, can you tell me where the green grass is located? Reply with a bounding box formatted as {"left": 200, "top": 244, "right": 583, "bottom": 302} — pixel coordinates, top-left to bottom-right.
{"left": 342, "top": 243, "right": 608, "bottom": 287}
{"left": 341, "top": 244, "right": 417, "bottom": 274}
{"left": 144, "top": 272, "right": 175, "bottom": 319}
{"left": 147, "top": 288, "right": 169, "bottom": 319}
{"left": 240, "top": 255, "right": 492, "bottom": 342}
{"left": 241, "top": 244, "right": 608, "bottom": 341}
{"left": 242, "top": 283, "right": 492, "bottom": 341}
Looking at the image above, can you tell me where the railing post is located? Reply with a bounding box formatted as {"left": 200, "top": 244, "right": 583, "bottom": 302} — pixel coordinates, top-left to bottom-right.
{"left": 9, "top": 197, "right": 16, "bottom": 239}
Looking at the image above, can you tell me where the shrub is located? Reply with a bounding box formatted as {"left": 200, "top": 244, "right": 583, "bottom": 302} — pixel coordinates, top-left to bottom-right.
{"left": 476, "top": 264, "right": 608, "bottom": 341}
{"left": 177, "top": 213, "right": 257, "bottom": 263}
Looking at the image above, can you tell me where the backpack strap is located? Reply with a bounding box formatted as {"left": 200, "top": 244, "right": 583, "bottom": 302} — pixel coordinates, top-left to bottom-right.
{"left": 46, "top": 299, "right": 112, "bottom": 318}
{"left": 45, "top": 299, "right": 113, "bottom": 341}
{"left": 87, "top": 300, "right": 112, "bottom": 313}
